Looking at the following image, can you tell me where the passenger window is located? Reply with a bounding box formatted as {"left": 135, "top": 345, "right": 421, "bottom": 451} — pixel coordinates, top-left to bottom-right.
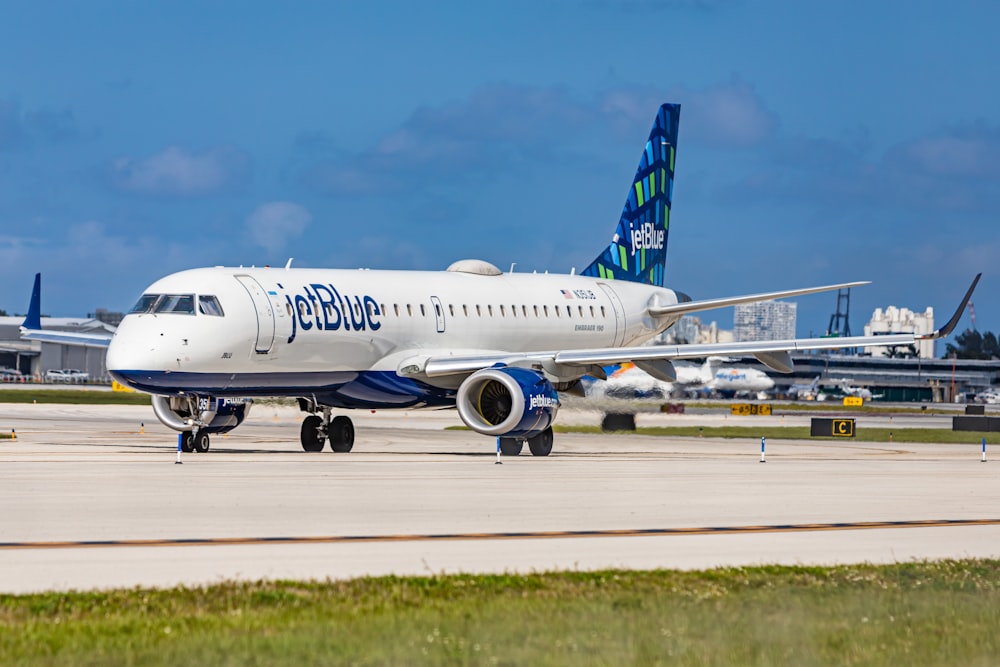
{"left": 407, "top": 305, "right": 412, "bottom": 316}
{"left": 463, "top": 305, "right": 468, "bottom": 317}
{"left": 543, "top": 305, "right": 549, "bottom": 317}
{"left": 286, "top": 303, "right": 293, "bottom": 316}
{"left": 578, "top": 306, "right": 584, "bottom": 317}
{"left": 420, "top": 304, "right": 426, "bottom": 317}
{"left": 394, "top": 304, "right": 400, "bottom": 316}
{"left": 449, "top": 305, "right": 455, "bottom": 316}
{"left": 590, "top": 306, "right": 595, "bottom": 317}
{"left": 534, "top": 305, "right": 539, "bottom": 317}
{"left": 198, "top": 295, "right": 225, "bottom": 316}
{"left": 566, "top": 305, "right": 572, "bottom": 318}
{"left": 488, "top": 305, "right": 494, "bottom": 317}
{"left": 154, "top": 294, "right": 195, "bottom": 314}
{"left": 476, "top": 305, "right": 482, "bottom": 317}
{"left": 601, "top": 306, "right": 606, "bottom": 317}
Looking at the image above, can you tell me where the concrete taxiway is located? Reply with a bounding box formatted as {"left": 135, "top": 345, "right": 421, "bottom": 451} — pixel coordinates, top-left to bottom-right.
{"left": 1, "top": 402, "right": 998, "bottom": 593}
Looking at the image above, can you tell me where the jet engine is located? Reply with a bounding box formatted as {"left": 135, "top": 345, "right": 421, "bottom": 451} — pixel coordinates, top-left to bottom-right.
{"left": 456, "top": 367, "right": 559, "bottom": 438}
{"left": 151, "top": 395, "right": 252, "bottom": 434}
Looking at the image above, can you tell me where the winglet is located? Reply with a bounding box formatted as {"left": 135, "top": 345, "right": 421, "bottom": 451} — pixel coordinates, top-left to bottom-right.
{"left": 22, "top": 273, "right": 42, "bottom": 331}
{"left": 921, "top": 273, "right": 981, "bottom": 340}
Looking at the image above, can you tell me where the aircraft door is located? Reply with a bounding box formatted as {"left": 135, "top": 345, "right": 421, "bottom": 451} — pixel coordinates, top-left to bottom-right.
{"left": 597, "top": 283, "right": 626, "bottom": 347}
{"left": 430, "top": 296, "right": 446, "bottom": 333}
{"left": 235, "top": 275, "right": 276, "bottom": 354}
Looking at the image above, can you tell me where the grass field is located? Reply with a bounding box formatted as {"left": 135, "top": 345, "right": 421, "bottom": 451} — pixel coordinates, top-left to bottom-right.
{"left": 1, "top": 560, "right": 997, "bottom": 665}
{"left": 0, "top": 389, "right": 150, "bottom": 406}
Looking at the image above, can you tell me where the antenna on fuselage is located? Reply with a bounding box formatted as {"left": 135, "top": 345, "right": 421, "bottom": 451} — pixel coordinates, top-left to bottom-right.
{"left": 285, "top": 258, "right": 294, "bottom": 269}
{"left": 509, "top": 263, "right": 516, "bottom": 274}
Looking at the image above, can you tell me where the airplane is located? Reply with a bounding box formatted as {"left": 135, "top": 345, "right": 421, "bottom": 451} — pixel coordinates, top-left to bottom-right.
{"left": 20, "top": 103, "right": 981, "bottom": 457}
{"left": 598, "top": 358, "right": 773, "bottom": 400}
{"left": 786, "top": 376, "right": 824, "bottom": 401}
{"left": 834, "top": 379, "right": 883, "bottom": 401}
{"left": 976, "top": 390, "right": 1000, "bottom": 404}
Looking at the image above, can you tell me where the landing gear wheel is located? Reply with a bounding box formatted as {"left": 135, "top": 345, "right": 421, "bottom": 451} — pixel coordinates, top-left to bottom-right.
{"left": 499, "top": 437, "right": 523, "bottom": 456}
{"left": 329, "top": 416, "right": 355, "bottom": 453}
{"left": 300, "top": 415, "right": 326, "bottom": 452}
{"left": 527, "top": 427, "right": 553, "bottom": 457}
{"left": 193, "top": 431, "right": 210, "bottom": 453}
{"left": 180, "top": 432, "right": 194, "bottom": 453}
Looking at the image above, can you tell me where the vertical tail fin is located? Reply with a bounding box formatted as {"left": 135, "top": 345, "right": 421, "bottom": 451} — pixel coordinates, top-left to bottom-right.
{"left": 582, "top": 103, "right": 680, "bottom": 286}
{"left": 22, "top": 273, "right": 42, "bottom": 331}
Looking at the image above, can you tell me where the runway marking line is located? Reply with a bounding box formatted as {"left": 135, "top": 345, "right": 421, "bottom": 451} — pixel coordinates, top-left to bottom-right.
{"left": 2, "top": 519, "right": 999, "bottom": 551}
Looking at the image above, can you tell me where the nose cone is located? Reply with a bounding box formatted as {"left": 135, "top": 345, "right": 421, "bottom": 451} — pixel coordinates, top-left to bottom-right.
{"left": 106, "top": 320, "right": 148, "bottom": 386}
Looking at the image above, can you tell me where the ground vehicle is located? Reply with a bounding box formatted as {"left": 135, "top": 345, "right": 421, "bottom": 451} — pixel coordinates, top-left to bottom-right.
{"left": 0, "top": 367, "right": 24, "bottom": 382}
{"left": 44, "top": 369, "right": 89, "bottom": 383}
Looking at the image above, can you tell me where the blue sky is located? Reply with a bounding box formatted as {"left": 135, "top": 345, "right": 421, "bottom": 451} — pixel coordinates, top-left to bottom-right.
{"left": 1, "top": 0, "right": 997, "bottom": 345}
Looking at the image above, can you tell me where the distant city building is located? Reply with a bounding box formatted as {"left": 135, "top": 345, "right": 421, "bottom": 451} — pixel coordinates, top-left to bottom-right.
{"left": 864, "top": 306, "right": 935, "bottom": 359}
{"left": 656, "top": 316, "right": 734, "bottom": 345}
{"left": 734, "top": 300, "right": 797, "bottom": 342}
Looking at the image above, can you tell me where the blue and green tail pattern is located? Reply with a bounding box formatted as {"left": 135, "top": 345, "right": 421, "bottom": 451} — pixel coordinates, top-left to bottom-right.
{"left": 582, "top": 103, "right": 680, "bottom": 287}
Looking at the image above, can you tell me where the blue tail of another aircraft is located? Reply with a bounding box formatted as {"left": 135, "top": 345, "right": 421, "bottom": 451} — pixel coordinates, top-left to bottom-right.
{"left": 23, "top": 273, "right": 42, "bottom": 331}
{"left": 582, "top": 103, "right": 680, "bottom": 287}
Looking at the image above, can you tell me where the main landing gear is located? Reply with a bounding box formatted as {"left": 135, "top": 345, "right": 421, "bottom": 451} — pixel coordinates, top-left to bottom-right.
{"left": 300, "top": 410, "right": 355, "bottom": 453}
{"left": 499, "top": 427, "right": 554, "bottom": 457}
{"left": 179, "top": 430, "right": 211, "bottom": 453}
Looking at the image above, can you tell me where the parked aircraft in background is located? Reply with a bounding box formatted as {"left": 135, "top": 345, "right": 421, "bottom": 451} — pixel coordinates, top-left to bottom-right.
{"left": 834, "top": 379, "right": 883, "bottom": 401}
{"left": 976, "top": 390, "right": 1000, "bottom": 404}
{"left": 598, "top": 358, "right": 773, "bottom": 399}
{"left": 786, "top": 376, "right": 825, "bottom": 401}
{"left": 20, "top": 103, "right": 979, "bottom": 457}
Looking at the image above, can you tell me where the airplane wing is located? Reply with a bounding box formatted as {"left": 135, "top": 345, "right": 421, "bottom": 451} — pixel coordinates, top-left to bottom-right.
{"left": 18, "top": 273, "right": 114, "bottom": 349}
{"left": 19, "top": 328, "right": 113, "bottom": 348}
{"left": 647, "top": 281, "right": 871, "bottom": 317}
{"left": 413, "top": 274, "right": 980, "bottom": 379}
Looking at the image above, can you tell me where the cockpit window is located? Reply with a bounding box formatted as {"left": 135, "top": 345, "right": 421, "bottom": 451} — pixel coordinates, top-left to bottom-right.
{"left": 153, "top": 294, "right": 196, "bottom": 314}
{"left": 130, "top": 294, "right": 161, "bottom": 314}
{"left": 198, "top": 295, "right": 225, "bottom": 317}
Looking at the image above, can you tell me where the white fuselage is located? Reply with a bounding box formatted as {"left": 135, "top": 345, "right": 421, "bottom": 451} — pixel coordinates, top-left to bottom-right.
{"left": 106, "top": 265, "right": 683, "bottom": 402}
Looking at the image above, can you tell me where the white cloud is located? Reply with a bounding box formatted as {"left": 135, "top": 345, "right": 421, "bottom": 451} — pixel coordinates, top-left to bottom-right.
{"left": 110, "top": 145, "right": 250, "bottom": 197}
{"left": 245, "top": 202, "right": 313, "bottom": 251}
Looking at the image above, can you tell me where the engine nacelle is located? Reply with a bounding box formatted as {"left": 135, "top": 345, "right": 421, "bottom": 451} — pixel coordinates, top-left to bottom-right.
{"left": 456, "top": 367, "right": 559, "bottom": 438}
{"left": 151, "top": 395, "right": 252, "bottom": 434}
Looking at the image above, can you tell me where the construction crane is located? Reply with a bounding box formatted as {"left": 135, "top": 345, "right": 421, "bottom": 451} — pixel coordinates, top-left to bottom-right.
{"left": 825, "top": 288, "right": 855, "bottom": 354}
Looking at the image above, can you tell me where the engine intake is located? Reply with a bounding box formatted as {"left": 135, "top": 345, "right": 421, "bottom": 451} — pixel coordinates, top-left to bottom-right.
{"left": 456, "top": 367, "right": 559, "bottom": 438}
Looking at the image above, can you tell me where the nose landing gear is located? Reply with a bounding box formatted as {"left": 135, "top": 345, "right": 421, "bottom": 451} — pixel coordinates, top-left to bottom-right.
{"left": 179, "top": 430, "right": 211, "bottom": 453}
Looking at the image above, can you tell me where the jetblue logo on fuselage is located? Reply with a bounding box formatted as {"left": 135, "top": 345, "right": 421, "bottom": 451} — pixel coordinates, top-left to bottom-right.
{"left": 285, "top": 283, "right": 381, "bottom": 344}
{"left": 630, "top": 222, "right": 665, "bottom": 256}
